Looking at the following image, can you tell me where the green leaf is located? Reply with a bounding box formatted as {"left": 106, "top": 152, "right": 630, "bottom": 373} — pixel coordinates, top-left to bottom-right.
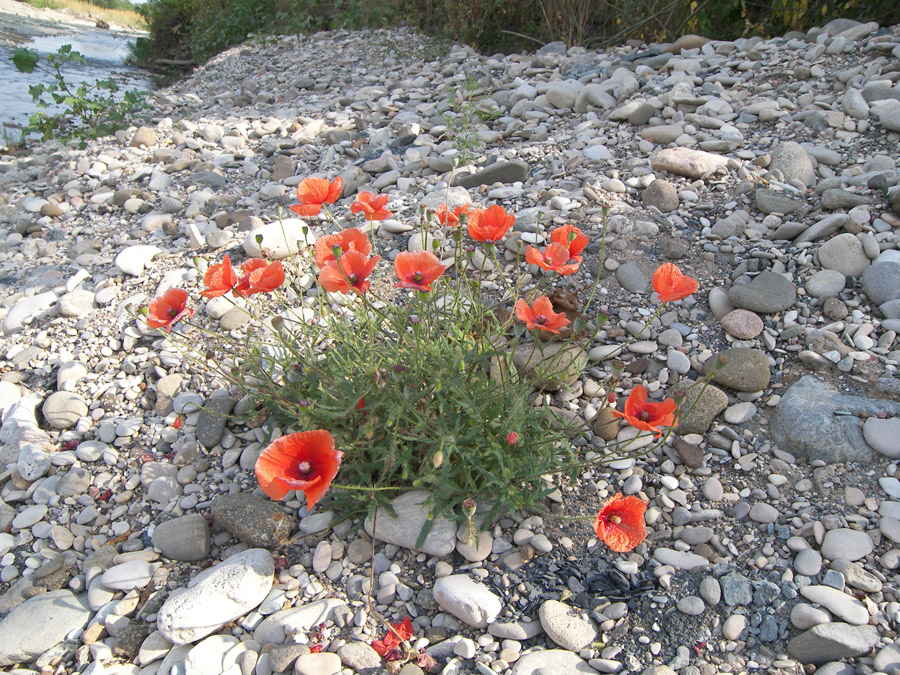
{"left": 12, "top": 48, "right": 39, "bottom": 74}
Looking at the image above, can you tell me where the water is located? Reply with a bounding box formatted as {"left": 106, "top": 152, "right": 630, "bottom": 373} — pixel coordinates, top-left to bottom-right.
{"left": 0, "top": 22, "right": 154, "bottom": 136}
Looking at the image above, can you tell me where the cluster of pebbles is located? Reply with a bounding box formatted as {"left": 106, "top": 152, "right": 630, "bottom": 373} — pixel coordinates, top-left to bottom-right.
{"left": 1, "top": 15, "right": 900, "bottom": 675}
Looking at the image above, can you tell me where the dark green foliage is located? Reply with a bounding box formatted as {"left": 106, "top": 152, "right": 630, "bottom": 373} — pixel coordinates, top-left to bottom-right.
{"left": 11, "top": 45, "right": 146, "bottom": 144}
{"left": 137, "top": 0, "right": 900, "bottom": 64}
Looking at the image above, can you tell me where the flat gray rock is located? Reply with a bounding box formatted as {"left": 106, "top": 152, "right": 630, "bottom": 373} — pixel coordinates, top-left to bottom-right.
{"left": 771, "top": 376, "right": 900, "bottom": 463}
{"left": 152, "top": 514, "right": 211, "bottom": 561}
{"left": 511, "top": 649, "right": 598, "bottom": 675}
{"left": 195, "top": 394, "right": 235, "bottom": 448}
{"left": 0, "top": 590, "right": 91, "bottom": 666}
{"left": 211, "top": 494, "right": 295, "bottom": 549}
{"left": 769, "top": 140, "right": 816, "bottom": 186}
{"left": 433, "top": 574, "right": 502, "bottom": 628}
{"left": 452, "top": 160, "right": 529, "bottom": 188}
{"left": 650, "top": 148, "right": 729, "bottom": 178}
{"left": 727, "top": 271, "right": 796, "bottom": 313}
{"left": 787, "top": 623, "right": 879, "bottom": 665}
{"left": 364, "top": 491, "right": 456, "bottom": 556}
{"left": 862, "top": 262, "right": 900, "bottom": 306}
{"left": 538, "top": 600, "right": 597, "bottom": 651}
{"left": 676, "top": 380, "right": 727, "bottom": 435}
{"left": 704, "top": 348, "right": 771, "bottom": 392}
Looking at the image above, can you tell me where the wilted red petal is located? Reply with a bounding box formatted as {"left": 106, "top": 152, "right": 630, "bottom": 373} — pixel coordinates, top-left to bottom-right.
{"left": 652, "top": 263, "right": 698, "bottom": 303}
{"left": 594, "top": 493, "right": 647, "bottom": 552}
{"left": 393, "top": 251, "right": 446, "bottom": 292}
{"left": 254, "top": 430, "right": 343, "bottom": 510}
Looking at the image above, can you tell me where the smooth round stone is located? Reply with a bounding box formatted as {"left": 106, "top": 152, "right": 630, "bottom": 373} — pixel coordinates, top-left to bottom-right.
{"left": 794, "top": 549, "right": 823, "bottom": 576}
{"left": 749, "top": 503, "right": 779, "bottom": 523}
{"left": 42, "top": 392, "right": 88, "bottom": 429}
{"left": 820, "top": 528, "right": 873, "bottom": 561}
{"left": 12, "top": 505, "right": 48, "bottom": 530}
{"left": 677, "top": 596, "right": 705, "bottom": 616}
{"left": 76, "top": 441, "right": 107, "bottom": 462}
{"left": 720, "top": 309, "right": 764, "bottom": 339}
{"left": 723, "top": 614, "right": 747, "bottom": 640}
{"left": 724, "top": 402, "right": 757, "bottom": 424}
{"left": 790, "top": 603, "right": 832, "bottom": 630}
{"left": 806, "top": 269, "right": 846, "bottom": 299}
{"left": 666, "top": 349, "right": 691, "bottom": 374}
{"left": 101, "top": 560, "right": 159, "bottom": 591}
{"left": 863, "top": 417, "right": 900, "bottom": 459}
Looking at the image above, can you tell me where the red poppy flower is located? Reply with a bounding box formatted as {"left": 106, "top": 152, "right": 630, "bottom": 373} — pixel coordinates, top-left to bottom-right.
{"left": 393, "top": 251, "right": 446, "bottom": 292}
{"left": 467, "top": 204, "right": 515, "bottom": 243}
{"left": 514, "top": 296, "right": 571, "bottom": 334}
{"left": 290, "top": 176, "right": 343, "bottom": 217}
{"left": 356, "top": 397, "right": 366, "bottom": 411}
{"left": 314, "top": 227, "right": 372, "bottom": 268}
{"left": 350, "top": 191, "right": 392, "bottom": 220}
{"left": 507, "top": 431, "right": 519, "bottom": 445}
{"left": 525, "top": 242, "right": 580, "bottom": 276}
{"left": 371, "top": 616, "right": 414, "bottom": 660}
{"left": 435, "top": 204, "right": 469, "bottom": 227}
{"left": 549, "top": 225, "right": 589, "bottom": 263}
{"left": 594, "top": 493, "right": 647, "bottom": 552}
{"left": 318, "top": 250, "right": 381, "bottom": 295}
{"left": 611, "top": 385, "right": 677, "bottom": 437}
{"left": 254, "top": 430, "right": 344, "bottom": 509}
{"left": 147, "top": 288, "right": 194, "bottom": 332}
{"left": 201, "top": 255, "right": 238, "bottom": 298}
{"left": 652, "top": 263, "right": 698, "bottom": 303}
{"left": 234, "top": 259, "right": 285, "bottom": 296}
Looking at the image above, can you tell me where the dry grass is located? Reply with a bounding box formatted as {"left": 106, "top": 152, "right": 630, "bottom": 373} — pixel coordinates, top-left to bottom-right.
{"left": 22, "top": 0, "right": 147, "bottom": 31}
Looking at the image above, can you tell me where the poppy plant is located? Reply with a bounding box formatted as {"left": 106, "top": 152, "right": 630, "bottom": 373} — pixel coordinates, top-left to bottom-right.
{"left": 525, "top": 242, "right": 580, "bottom": 276}
{"left": 201, "top": 255, "right": 238, "bottom": 298}
{"left": 314, "top": 227, "right": 371, "bottom": 268}
{"left": 254, "top": 429, "right": 344, "bottom": 509}
{"left": 318, "top": 250, "right": 381, "bottom": 295}
{"left": 234, "top": 259, "right": 285, "bottom": 296}
{"left": 514, "top": 296, "right": 571, "bottom": 334}
{"left": 350, "top": 191, "right": 392, "bottom": 220}
{"left": 394, "top": 251, "right": 446, "bottom": 292}
{"left": 652, "top": 263, "right": 698, "bottom": 303}
{"left": 467, "top": 204, "right": 515, "bottom": 243}
{"left": 611, "top": 384, "right": 677, "bottom": 437}
{"left": 290, "top": 176, "right": 343, "bottom": 217}
{"left": 371, "top": 616, "right": 414, "bottom": 660}
{"left": 594, "top": 493, "right": 647, "bottom": 552}
{"left": 147, "top": 288, "right": 194, "bottom": 333}
{"left": 549, "top": 224, "right": 589, "bottom": 263}
{"left": 435, "top": 203, "right": 469, "bottom": 227}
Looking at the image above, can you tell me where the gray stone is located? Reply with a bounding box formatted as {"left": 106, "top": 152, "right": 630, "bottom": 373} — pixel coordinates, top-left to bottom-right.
{"left": 874, "top": 644, "right": 900, "bottom": 673}
{"left": 509, "top": 342, "right": 587, "bottom": 392}
{"left": 152, "top": 514, "right": 211, "bottom": 561}
{"left": 453, "top": 160, "right": 529, "bottom": 188}
{"left": 253, "top": 599, "right": 348, "bottom": 645}
{"left": 58, "top": 290, "right": 95, "bottom": 317}
{"left": 102, "top": 560, "right": 158, "bottom": 591}
{"left": 794, "top": 549, "right": 823, "bottom": 576}
{"left": 433, "top": 575, "right": 502, "bottom": 628}
{"left": 721, "top": 572, "right": 752, "bottom": 606}
{"left": 650, "top": 148, "right": 729, "bottom": 178}
{"left": 615, "top": 261, "right": 650, "bottom": 293}
{"left": 862, "top": 262, "right": 900, "bottom": 306}
{"left": 511, "top": 649, "right": 598, "bottom": 675}
{"left": 0, "top": 590, "right": 91, "bottom": 666}
{"left": 364, "top": 491, "right": 456, "bottom": 557}
{"left": 704, "top": 348, "right": 771, "bottom": 392}
{"left": 805, "top": 270, "right": 846, "bottom": 299}
{"left": 863, "top": 417, "right": 900, "bottom": 458}
{"left": 787, "top": 623, "right": 879, "bottom": 665}
{"left": 193, "top": 170, "right": 226, "bottom": 187}
{"left": 800, "top": 585, "right": 868, "bottom": 625}
{"left": 676, "top": 596, "right": 705, "bottom": 616}
{"left": 676, "top": 380, "right": 727, "bottom": 435}
{"left": 818, "top": 233, "right": 870, "bottom": 277}
{"left": 755, "top": 188, "right": 804, "bottom": 215}
{"left": 196, "top": 394, "right": 235, "bottom": 448}
{"left": 336, "top": 642, "right": 381, "bottom": 671}
{"left": 795, "top": 214, "right": 849, "bottom": 244}
{"left": 768, "top": 140, "right": 816, "bottom": 186}
{"left": 821, "top": 189, "right": 873, "bottom": 210}
{"left": 771, "top": 376, "right": 900, "bottom": 463}
{"left": 211, "top": 494, "right": 295, "bottom": 548}
{"left": 749, "top": 503, "right": 778, "bottom": 523}
{"left": 727, "top": 271, "right": 796, "bottom": 313}
{"left": 157, "top": 548, "right": 274, "bottom": 644}
{"left": 242, "top": 219, "right": 314, "bottom": 259}
{"left": 268, "top": 644, "right": 310, "bottom": 672}
{"left": 642, "top": 179, "right": 679, "bottom": 212}
{"left": 821, "top": 528, "right": 873, "bottom": 561}
{"left": 42, "top": 392, "right": 88, "bottom": 429}
{"left": 538, "top": 600, "right": 597, "bottom": 651}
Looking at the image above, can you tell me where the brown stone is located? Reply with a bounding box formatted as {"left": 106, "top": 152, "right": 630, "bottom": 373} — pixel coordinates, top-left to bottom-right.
{"left": 720, "top": 309, "right": 764, "bottom": 339}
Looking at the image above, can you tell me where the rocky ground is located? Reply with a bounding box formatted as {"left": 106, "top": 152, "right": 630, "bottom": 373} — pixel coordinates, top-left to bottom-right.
{"left": 0, "top": 16, "right": 899, "bottom": 675}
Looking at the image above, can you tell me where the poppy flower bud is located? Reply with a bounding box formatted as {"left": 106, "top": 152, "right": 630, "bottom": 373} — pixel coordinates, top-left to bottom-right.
{"left": 432, "top": 451, "right": 444, "bottom": 468}
{"left": 610, "top": 359, "right": 625, "bottom": 378}
{"left": 507, "top": 431, "right": 518, "bottom": 445}
{"left": 462, "top": 499, "right": 477, "bottom": 518}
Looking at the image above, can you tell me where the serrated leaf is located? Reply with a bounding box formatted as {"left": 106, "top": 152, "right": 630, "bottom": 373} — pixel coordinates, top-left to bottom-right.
{"left": 12, "top": 48, "right": 39, "bottom": 73}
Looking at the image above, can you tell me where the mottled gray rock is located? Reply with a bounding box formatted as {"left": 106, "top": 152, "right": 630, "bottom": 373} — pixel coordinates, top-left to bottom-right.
{"left": 821, "top": 189, "right": 872, "bottom": 210}
{"left": 509, "top": 342, "right": 587, "bottom": 392}
{"left": 42, "top": 392, "right": 88, "bottom": 429}
{"left": 0, "top": 590, "right": 91, "bottom": 666}
{"left": 253, "top": 599, "right": 348, "bottom": 645}
{"left": 704, "top": 348, "right": 771, "bottom": 392}
{"left": 538, "top": 600, "right": 597, "bottom": 651}
{"left": 769, "top": 140, "right": 815, "bottom": 186}
{"left": 805, "top": 269, "right": 846, "bottom": 299}
{"left": 211, "top": 494, "right": 295, "bottom": 548}
{"left": 821, "top": 528, "right": 874, "bottom": 561}
{"left": 676, "top": 380, "right": 728, "bottom": 435}
{"left": 771, "top": 376, "right": 900, "bottom": 463}
{"left": 818, "top": 233, "right": 871, "bottom": 277}
{"left": 643, "top": 179, "right": 678, "bottom": 212}
{"left": 196, "top": 394, "right": 235, "bottom": 448}
{"left": 433, "top": 575, "right": 502, "bottom": 628}
{"left": 727, "top": 271, "right": 796, "bottom": 313}
{"left": 755, "top": 188, "right": 804, "bottom": 215}
{"left": 615, "top": 261, "right": 650, "bottom": 293}
{"left": 650, "top": 148, "right": 729, "bottom": 178}
{"left": 787, "top": 623, "right": 879, "bottom": 665}
{"left": 862, "top": 262, "right": 900, "bottom": 306}
{"left": 364, "top": 491, "right": 456, "bottom": 556}
{"left": 152, "top": 514, "right": 211, "bottom": 561}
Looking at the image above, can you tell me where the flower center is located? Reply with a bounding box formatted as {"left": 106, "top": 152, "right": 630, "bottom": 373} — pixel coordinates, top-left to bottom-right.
{"left": 413, "top": 271, "right": 423, "bottom": 282}
{"left": 168, "top": 308, "right": 177, "bottom": 317}
{"left": 640, "top": 411, "right": 651, "bottom": 421}
{"left": 348, "top": 273, "right": 359, "bottom": 283}
{"left": 297, "top": 460, "right": 312, "bottom": 475}
{"left": 609, "top": 515, "right": 621, "bottom": 524}
{"left": 536, "top": 315, "right": 547, "bottom": 325}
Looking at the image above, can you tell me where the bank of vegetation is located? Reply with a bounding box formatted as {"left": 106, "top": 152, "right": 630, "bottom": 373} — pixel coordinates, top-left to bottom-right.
{"left": 131, "top": 0, "right": 900, "bottom": 66}
{"left": 20, "top": 0, "right": 146, "bottom": 31}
